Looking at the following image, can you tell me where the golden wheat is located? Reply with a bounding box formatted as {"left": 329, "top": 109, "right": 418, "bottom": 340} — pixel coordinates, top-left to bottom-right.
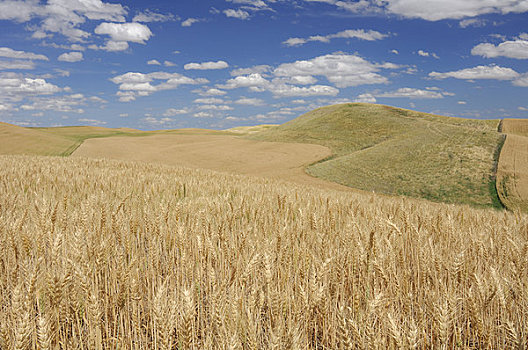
{"left": 0, "top": 155, "right": 526, "bottom": 349}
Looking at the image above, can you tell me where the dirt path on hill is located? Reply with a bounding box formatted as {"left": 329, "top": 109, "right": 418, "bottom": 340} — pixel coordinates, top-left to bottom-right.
{"left": 72, "top": 134, "right": 355, "bottom": 192}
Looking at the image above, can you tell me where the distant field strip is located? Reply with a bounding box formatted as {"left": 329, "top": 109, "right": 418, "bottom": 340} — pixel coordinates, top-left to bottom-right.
{"left": 73, "top": 134, "right": 350, "bottom": 190}
{"left": 497, "top": 119, "right": 528, "bottom": 211}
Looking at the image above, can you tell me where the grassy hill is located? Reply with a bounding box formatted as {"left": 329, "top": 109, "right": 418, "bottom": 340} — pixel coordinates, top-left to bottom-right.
{"left": 249, "top": 103, "right": 503, "bottom": 208}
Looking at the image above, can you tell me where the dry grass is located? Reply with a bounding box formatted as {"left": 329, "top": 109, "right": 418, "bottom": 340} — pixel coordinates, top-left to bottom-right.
{"left": 0, "top": 154, "right": 527, "bottom": 349}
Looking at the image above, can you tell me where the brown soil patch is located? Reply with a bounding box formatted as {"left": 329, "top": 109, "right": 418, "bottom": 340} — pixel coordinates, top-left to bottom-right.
{"left": 73, "top": 134, "right": 352, "bottom": 191}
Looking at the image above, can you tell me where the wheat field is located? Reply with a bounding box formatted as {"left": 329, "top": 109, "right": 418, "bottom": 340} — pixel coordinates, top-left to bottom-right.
{"left": 0, "top": 155, "right": 527, "bottom": 349}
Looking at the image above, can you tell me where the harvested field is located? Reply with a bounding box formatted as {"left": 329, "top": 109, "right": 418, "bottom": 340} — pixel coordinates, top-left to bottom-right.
{"left": 501, "top": 118, "right": 528, "bottom": 137}
{"left": 73, "top": 134, "right": 350, "bottom": 191}
{"left": 497, "top": 133, "right": 528, "bottom": 211}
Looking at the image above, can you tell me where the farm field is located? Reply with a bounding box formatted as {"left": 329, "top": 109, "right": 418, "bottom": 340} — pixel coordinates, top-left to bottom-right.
{"left": 73, "top": 134, "right": 351, "bottom": 191}
{"left": 496, "top": 119, "right": 528, "bottom": 212}
{"left": 0, "top": 155, "right": 526, "bottom": 349}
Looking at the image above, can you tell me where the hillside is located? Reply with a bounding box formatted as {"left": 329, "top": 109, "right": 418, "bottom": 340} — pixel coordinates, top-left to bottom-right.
{"left": 0, "top": 122, "right": 74, "bottom": 156}
{"left": 250, "top": 103, "right": 502, "bottom": 208}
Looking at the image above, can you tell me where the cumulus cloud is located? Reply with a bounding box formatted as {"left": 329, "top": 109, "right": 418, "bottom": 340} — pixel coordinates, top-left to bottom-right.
{"left": 20, "top": 94, "right": 94, "bottom": 114}
{"left": 235, "top": 97, "right": 265, "bottom": 105}
{"left": 304, "top": 0, "right": 528, "bottom": 21}
{"left": 198, "top": 104, "right": 233, "bottom": 111}
{"left": 376, "top": 87, "right": 448, "bottom": 99}
{"left": 0, "top": 60, "right": 36, "bottom": 70}
{"left": 354, "top": 93, "right": 377, "bottom": 103}
{"left": 132, "top": 10, "right": 175, "bottom": 22}
{"left": 194, "top": 98, "right": 225, "bottom": 104}
{"left": 0, "top": 47, "right": 48, "bottom": 61}
{"left": 231, "top": 65, "right": 271, "bottom": 76}
{"left": 223, "top": 9, "right": 250, "bottom": 19}
{"left": 0, "top": 0, "right": 127, "bottom": 41}
{"left": 283, "top": 29, "right": 389, "bottom": 47}
{"left": 514, "top": 73, "right": 528, "bottom": 87}
{"left": 95, "top": 22, "right": 152, "bottom": 43}
{"left": 472, "top": 39, "right": 528, "bottom": 59}
{"left": 78, "top": 118, "right": 106, "bottom": 125}
{"left": 148, "top": 59, "right": 161, "bottom": 65}
{"left": 273, "top": 53, "right": 395, "bottom": 88}
{"left": 184, "top": 61, "right": 229, "bottom": 70}
{"left": 417, "top": 50, "right": 439, "bottom": 59}
{"left": 197, "top": 88, "right": 228, "bottom": 96}
{"left": 58, "top": 51, "right": 83, "bottom": 62}
{"left": 0, "top": 73, "right": 61, "bottom": 103}
{"left": 163, "top": 108, "right": 189, "bottom": 116}
{"left": 181, "top": 18, "right": 201, "bottom": 27}
{"left": 110, "top": 71, "right": 209, "bottom": 101}
{"left": 429, "top": 65, "right": 520, "bottom": 80}
{"left": 90, "top": 40, "right": 130, "bottom": 52}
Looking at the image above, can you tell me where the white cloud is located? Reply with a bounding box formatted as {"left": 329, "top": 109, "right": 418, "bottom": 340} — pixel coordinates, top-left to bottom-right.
{"left": 384, "top": 0, "right": 528, "bottom": 21}
{"left": 519, "top": 106, "right": 528, "bottom": 111}
{"left": 164, "top": 61, "right": 176, "bottom": 67}
{"left": 219, "top": 73, "right": 271, "bottom": 90}
{"left": 133, "top": 10, "right": 175, "bottom": 22}
{"left": 391, "top": 49, "right": 399, "bottom": 54}
{"left": 198, "top": 104, "right": 233, "bottom": 111}
{"left": 376, "top": 87, "right": 447, "bottom": 99}
{"left": 119, "top": 113, "right": 129, "bottom": 117}
{"left": 19, "top": 93, "right": 103, "bottom": 114}
{"left": 458, "top": 101, "right": 467, "bottom": 105}
{"left": 418, "top": 50, "right": 439, "bottom": 59}
{"left": 148, "top": 59, "right": 161, "bottom": 65}
{"left": 429, "top": 65, "right": 520, "bottom": 81}
{"left": 0, "top": 47, "right": 48, "bottom": 61}
{"left": 193, "top": 112, "right": 214, "bottom": 118}
{"left": 513, "top": 73, "right": 528, "bottom": 87}
{"left": 273, "top": 53, "right": 395, "bottom": 88}
{"left": 283, "top": 29, "right": 389, "bottom": 47}
{"left": 231, "top": 65, "right": 271, "bottom": 76}
{"left": 78, "top": 118, "right": 106, "bottom": 125}
{"left": 472, "top": 40, "right": 528, "bottom": 59}
{"left": 95, "top": 22, "right": 152, "bottom": 43}
{"left": 110, "top": 71, "right": 209, "bottom": 101}
{"left": 269, "top": 84, "right": 339, "bottom": 97}
{"left": 305, "top": 0, "right": 528, "bottom": 21}
{"left": 198, "top": 88, "right": 227, "bottom": 96}
{"left": 223, "top": 9, "right": 250, "bottom": 19}
{"left": 354, "top": 93, "right": 377, "bottom": 103}
{"left": 163, "top": 108, "right": 189, "bottom": 116}
{"left": 0, "top": 60, "right": 36, "bottom": 70}
{"left": 184, "top": 61, "right": 229, "bottom": 70}
{"left": 459, "top": 18, "right": 487, "bottom": 28}
{"left": 0, "top": 73, "right": 61, "bottom": 103}
{"left": 91, "top": 40, "right": 130, "bottom": 52}
{"left": 194, "top": 98, "right": 225, "bottom": 104}
{"left": 182, "top": 18, "right": 201, "bottom": 27}
{"left": 58, "top": 51, "right": 83, "bottom": 62}
{"left": 2, "top": 0, "right": 127, "bottom": 41}
{"left": 235, "top": 97, "right": 265, "bottom": 106}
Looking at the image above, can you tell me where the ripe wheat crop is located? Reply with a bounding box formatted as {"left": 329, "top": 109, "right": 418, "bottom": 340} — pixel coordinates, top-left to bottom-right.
{"left": 0, "top": 155, "right": 526, "bottom": 349}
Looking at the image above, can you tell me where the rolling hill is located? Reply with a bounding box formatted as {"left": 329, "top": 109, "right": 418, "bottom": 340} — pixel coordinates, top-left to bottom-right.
{"left": 249, "top": 103, "right": 503, "bottom": 208}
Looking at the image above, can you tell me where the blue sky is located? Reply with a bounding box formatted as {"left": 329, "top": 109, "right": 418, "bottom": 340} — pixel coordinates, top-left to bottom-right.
{"left": 0, "top": 0, "right": 527, "bottom": 130}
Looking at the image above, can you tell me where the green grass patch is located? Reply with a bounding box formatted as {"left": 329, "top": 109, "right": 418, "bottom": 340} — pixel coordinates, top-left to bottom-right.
{"left": 249, "top": 103, "right": 502, "bottom": 208}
